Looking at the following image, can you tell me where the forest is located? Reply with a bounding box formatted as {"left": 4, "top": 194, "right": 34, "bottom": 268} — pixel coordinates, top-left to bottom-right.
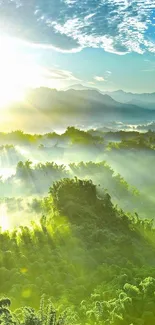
{"left": 1, "top": 0, "right": 155, "bottom": 323}
{"left": 0, "top": 127, "right": 155, "bottom": 324}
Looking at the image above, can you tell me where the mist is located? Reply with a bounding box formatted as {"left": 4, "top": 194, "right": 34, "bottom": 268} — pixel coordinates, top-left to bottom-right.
{"left": 1, "top": 127, "right": 155, "bottom": 231}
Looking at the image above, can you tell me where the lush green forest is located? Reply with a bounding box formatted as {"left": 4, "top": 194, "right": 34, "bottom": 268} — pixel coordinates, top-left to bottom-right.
{"left": 1, "top": 0, "right": 155, "bottom": 323}
{"left": 1, "top": 128, "right": 155, "bottom": 324}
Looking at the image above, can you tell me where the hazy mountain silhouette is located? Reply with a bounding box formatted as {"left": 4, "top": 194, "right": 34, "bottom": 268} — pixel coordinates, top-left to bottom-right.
{"left": 25, "top": 87, "right": 154, "bottom": 121}
{"left": 126, "top": 99, "right": 155, "bottom": 110}
{"left": 65, "top": 83, "right": 104, "bottom": 92}
{"left": 65, "top": 84, "right": 92, "bottom": 91}
{"left": 66, "top": 85, "right": 155, "bottom": 110}
{"left": 2, "top": 87, "right": 155, "bottom": 132}
{"left": 103, "top": 90, "right": 155, "bottom": 109}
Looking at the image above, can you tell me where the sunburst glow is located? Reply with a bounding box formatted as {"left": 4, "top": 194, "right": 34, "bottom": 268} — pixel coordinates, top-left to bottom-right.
{"left": 0, "top": 36, "right": 26, "bottom": 107}
{"left": 0, "top": 35, "right": 47, "bottom": 107}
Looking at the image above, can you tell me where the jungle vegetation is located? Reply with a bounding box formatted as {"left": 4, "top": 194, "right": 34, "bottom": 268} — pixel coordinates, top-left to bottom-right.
{"left": 1, "top": 128, "right": 155, "bottom": 324}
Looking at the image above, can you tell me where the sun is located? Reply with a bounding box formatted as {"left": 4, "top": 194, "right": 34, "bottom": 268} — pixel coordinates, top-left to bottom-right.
{"left": 0, "top": 35, "right": 45, "bottom": 108}
{"left": 0, "top": 83, "right": 25, "bottom": 108}
{"left": 0, "top": 36, "right": 27, "bottom": 107}
{"left": 0, "top": 35, "right": 64, "bottom": 108}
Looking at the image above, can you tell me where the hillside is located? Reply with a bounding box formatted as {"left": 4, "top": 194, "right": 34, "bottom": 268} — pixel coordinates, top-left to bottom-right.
{"left": 1, "top": 178, "right": 155, "bottom": 324}
{"left": 1, "top": 128, "right": 155, "bottom": 324}
{"left": 26, "top": 87, "right": 155, "bottom": 120}
{"left": 65, "top": 85, "right": 155, "bottom": 109}
{"left": 2, "top": 88, "right": 155, "bottom": 133}
{"left": 104, "top": 90, "right": 155, "bottom": 109}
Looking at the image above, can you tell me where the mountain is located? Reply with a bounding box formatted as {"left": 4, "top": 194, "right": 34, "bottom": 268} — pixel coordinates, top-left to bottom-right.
{"left": 103, "top": 90, "right": 155, "bottom": 109}
{"left": 2, "top": 87, "right": 155, "bottom": 132}
{"left": 127, "top": 99, "right": 155, "bottom": 110}
{"left": 65, "top": 84, "right": 90, "bottom": 91}
{"left": 66, "top": 87, "right": 155, "bottom": 110}
{"left": 65, "top": 83, "right": 102, "bottom": 92}
{"left": 25, "top": 87, "right": 128, "bottom": 112}
{"left": 25, "top": 87, "right": 154, "bottom": 120}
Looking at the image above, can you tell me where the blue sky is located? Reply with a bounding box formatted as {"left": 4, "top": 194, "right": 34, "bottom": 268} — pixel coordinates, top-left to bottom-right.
{"left": 0, "top": 0, "right": 155, "bottom": 93}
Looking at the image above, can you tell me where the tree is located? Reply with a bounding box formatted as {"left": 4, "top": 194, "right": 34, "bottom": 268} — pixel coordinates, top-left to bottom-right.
{"left": 49, "top": 178, "right": 97, "bottom": 213}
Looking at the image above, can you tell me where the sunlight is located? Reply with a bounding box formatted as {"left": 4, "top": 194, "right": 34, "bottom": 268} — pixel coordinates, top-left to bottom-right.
{"left": 0, "top": 35, "right": 47, "bottom": 107}
{"left": 16, "top": 146, "right": 29, "bottom": 156}
{"left": 0, "top": 36, "right": 25, "bottom": 107}
{"left": 0, "top": 35, "right": 65, "bottom": 109}
{"left": 0, "top": 85, "right": 24, "bottom": 108}
{"left": 0, "top": 168, "right": 16, "bottom": 180}
{"left": 0, "top": 204, "right": 10, "bottom": 231}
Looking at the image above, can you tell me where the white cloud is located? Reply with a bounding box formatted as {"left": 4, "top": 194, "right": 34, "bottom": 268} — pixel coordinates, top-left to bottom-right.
{"left": 40, "top": 66, "right": 80, "bottom": 81}
{"left": 50, "top": 0, "right": 155, "bottom": 54}
{"left": 87, "top": 81, "right": 95, "bottom": 85}
{"left": 0, "top": 0, "right": 154, "bottom": 54}
{"left": 94, "top": 76, "right": 105, "bottom": 82}
{"left": 14, "top": 37, "right": 82, "bottom": 54}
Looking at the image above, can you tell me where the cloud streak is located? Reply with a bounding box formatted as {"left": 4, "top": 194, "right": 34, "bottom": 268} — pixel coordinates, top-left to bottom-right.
{"left": 40, "top": 66, "right": 80, "bottom": 81}
{"left": 0, "top": 0, "right": 155, "bottom": 54}
{"left": 94, "top": 76, "right": 105, "bottom": 82}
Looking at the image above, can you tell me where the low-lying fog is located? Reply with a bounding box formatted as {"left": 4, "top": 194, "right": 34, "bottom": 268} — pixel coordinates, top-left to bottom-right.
{"left": 1, "top": 124, "right": 155, "bottom": 230}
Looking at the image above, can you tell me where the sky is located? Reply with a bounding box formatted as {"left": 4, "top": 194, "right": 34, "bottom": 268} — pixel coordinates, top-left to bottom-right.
{"left": 0, "top": 0, "right": 155, "bottom": 96}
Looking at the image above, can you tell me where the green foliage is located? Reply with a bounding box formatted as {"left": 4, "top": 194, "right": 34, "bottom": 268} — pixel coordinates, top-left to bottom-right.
{"left": 1, "top": 128, "right": 155, "bottom": 324}
{"left": 107, "top": 132, "right": 155, "bottom": 151}
{"left": 0, "top": 296, "right": 67, "bottom": 325}
{"left": 0, "top": 178, "right": 155, "bottom": 324}
{"left": 50, "top": 177, "right": 97, "bottom": 215}
{"left": 64, "top": 127, "right": 103, "bottom": 145}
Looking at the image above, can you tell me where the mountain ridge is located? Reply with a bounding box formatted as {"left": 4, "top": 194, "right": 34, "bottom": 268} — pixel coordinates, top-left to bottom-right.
{"left": 2, "top": 86, "right": 155, "bottom": 132}
{"left": 66, "top": 84, "right": 155, "bottom": 96}
{"left": 25, "top": 87, "right": 154, "bottom": 119}
{"left": 65, "top": 84, "right": 155, "bottom": 110}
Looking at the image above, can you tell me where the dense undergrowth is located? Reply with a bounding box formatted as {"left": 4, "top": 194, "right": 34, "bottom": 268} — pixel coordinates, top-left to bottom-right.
{"left": 1, "top": 178, "right": 155, "bottom": 324}
{"left": 1, "top": 128, "right": 155, "bottom": 324}
{"left": 1, "top": 159, "right": 154, "bottom": 219}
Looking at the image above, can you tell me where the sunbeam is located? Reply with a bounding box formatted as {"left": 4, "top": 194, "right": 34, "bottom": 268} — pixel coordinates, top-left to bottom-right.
{"left": 0, "top": 203, "right": 10, "bottom": 231}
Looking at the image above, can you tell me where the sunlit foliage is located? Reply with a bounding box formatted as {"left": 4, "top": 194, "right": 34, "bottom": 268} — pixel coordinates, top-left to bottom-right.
{"left": 1, "top": 179, "right": 155, "bottom": 324}
{"left": 1, "top": 128, "right": 155, "bottom": 324}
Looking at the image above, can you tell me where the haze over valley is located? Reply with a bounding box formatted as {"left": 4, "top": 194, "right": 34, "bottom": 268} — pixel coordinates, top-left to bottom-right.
{"left": 0, "top": 1, "right": 155, "bottom": 324}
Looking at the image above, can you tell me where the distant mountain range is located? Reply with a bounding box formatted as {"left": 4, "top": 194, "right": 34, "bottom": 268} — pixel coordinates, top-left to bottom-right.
{"left": 24, "top": 87, "right": 155, "bottom": 123}
{"left": 2, "top": 86, "right": 155, "bottom": 132}
{"left": 66, "top": 84, "right": 155, "bottom": 110}
{"left": 65, "top": 83, "right": 102, "bottom": 93}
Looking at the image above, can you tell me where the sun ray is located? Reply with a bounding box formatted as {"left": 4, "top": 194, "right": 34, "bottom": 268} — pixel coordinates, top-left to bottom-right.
{"left": 0, "top": 203, "right": 10, "bottom": 231}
